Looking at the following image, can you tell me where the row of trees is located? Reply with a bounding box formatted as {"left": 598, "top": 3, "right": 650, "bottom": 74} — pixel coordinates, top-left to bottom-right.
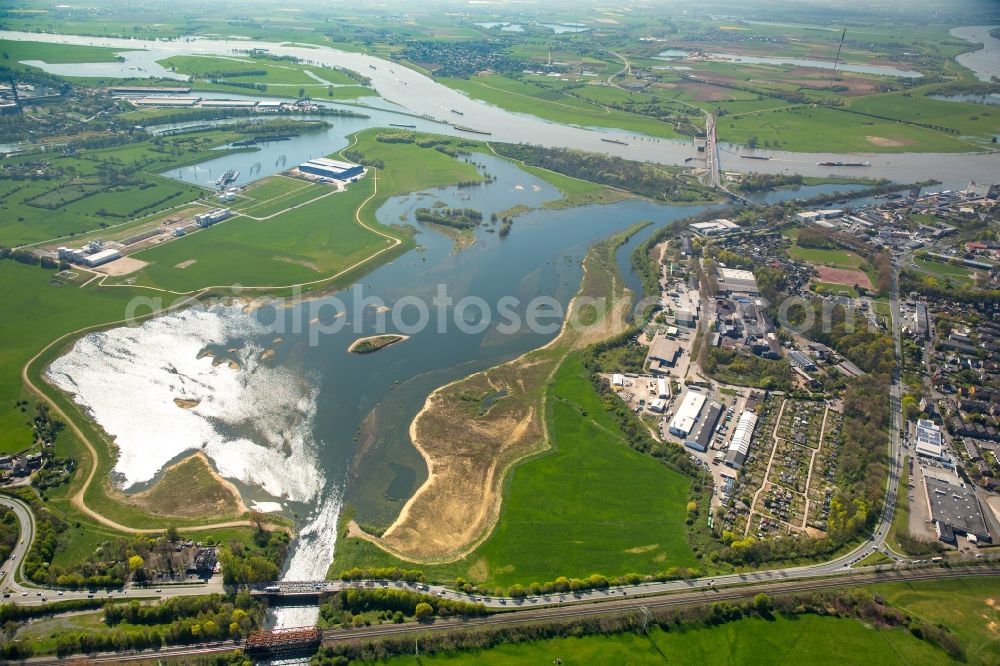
{"left": 414, "top": 207, "right": 483, "bottom": 230}
{"left": 321, "top": 588, "right": 486, "bottom": 624}
{"left": 492, "top": 143, "right": 713, "bottom": 203}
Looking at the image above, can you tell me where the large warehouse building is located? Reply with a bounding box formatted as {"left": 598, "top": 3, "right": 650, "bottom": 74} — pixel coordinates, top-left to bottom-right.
{"left": 924, "top": 476, "right": 991, "bottom": 544}
{"left": 724, "top": 410, "right": 758, "bottom": 468}
{"left": 717, "top": 267, "right": 759, "bottom": 295}
{"left": 685, "top": 401, "right": 722, "bottom": 452}
{"left": 668, "top": 391, "right": 707, "bottom": 438}
{"left": 298, "top": 157, "right": 363, "bottom": 181}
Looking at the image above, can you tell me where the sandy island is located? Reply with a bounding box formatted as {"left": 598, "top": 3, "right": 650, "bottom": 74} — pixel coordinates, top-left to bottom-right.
{"left": 348, "top": 334, "right": 410, "bottom": 354}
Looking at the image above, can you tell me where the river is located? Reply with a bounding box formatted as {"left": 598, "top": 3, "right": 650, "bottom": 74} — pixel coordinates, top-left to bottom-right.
{"left": 2, "top": 29, "right": 999, "bottom": 186}
{"left": 951, "top": 25, "right": 1000, "bottom": 83}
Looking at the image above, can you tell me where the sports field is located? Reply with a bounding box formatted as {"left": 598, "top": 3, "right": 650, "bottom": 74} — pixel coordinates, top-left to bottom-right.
{"left": 814, "top": 265, "right": 873, "bottom": 290}
{"left": 787, "top": 244, "right": 865, "bottom": 269}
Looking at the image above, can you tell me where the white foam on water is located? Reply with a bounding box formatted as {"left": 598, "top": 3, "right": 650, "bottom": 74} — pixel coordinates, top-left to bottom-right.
{"left": 272, "top": 494, "right": 343, "bottom": 628}
{"left": 251, "top": 501, "right": 285, "bottom": 513}
{"left": 46, "top": 305, "right": 323, "bottom": 505}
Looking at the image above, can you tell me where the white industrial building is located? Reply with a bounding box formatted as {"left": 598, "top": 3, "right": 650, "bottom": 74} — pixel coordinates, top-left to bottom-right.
{"left": 724, "top": 411, "right": 758, "bottom": 468}
{"left": 915, "top": 419, "right": 944, "bottom": 460}
{"left": 657, "top": 378, "right": 669, "bottom": 399}
{"left": 717, "top": 267, "right": 759, "bottom": 295}
{"left": 82, "top": 248, "right": 122, "bottom": 267}
{"left": 668, "top": 391, "right": 707, "bottom": 438}
{"left": 195, "top": 208, "right": 232, "bottom": 228}
{"left": 690, "top": 218, "right": 740, "bottom": 236}
{"left": 58, "top": 241, "right": 121, "bottom": 268}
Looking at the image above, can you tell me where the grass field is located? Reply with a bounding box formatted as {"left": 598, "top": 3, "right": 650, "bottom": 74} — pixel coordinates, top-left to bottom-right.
{"left": 787, "top": 244, "right": 865, "bottom": 269}
{"left": 116, "top": 130, "right": 484, "bottom": 292}
{"left": 375, "top": 614, "right": 956, "bottom": 665}
{"left": 441, "top": 74, "right": 681, "bottom": 139}
{"left": 913, "top": 256, "right": 976, "bottom": 286}
{"left": 812, "top": 281, "right": 860, "bottom": 297}
{"left": 0, "top": 262, "right": 141, "bottom": 455}
{"left": 158, "top": 54, "right": 376, "bottom": 100}
{"left": 330, "top": 354, "right": 697, "bottom": 587}
{"left": 0, "top": 39, "right": 133, "bottom": 72}
{"left": 123, "top": 183, "right": 381, "bottom": 291}
{"left": 870, "top": 576, "right": 1000, "bottom": 666}
{"left": 717, "top": 105, "right": 976, "bottom": 153}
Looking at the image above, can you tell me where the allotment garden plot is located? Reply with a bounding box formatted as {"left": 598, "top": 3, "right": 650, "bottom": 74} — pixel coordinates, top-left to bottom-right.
{"left": 723, "top": 397, "right": 843, "bottom": 540}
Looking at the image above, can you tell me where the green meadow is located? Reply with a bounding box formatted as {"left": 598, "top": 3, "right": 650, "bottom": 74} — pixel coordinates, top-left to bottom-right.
{"left": 369, "top": 576, "right": 1000, "bottom": 666}
{"left": 717, "top": 105, "right": 975, "bottom": 153}
{"left": 123, "top": 181, "right": 382, "bottom": 292}
{"left": 158, "top": 54, "right": 376, "bottom": 100}
{"left": 787, "top": 244, "right": 865, "bottom": 269}
{"left": 110, "top": 129, "right": 485, "bottom": 293}
{"left": 374, "top": 614, "right": 956, "bottom": 666}
{"left": 330, "top": 354, "right": 697, "bottom": 587}
{"left": 0, "top": 39, "right": 132, "bottom": 72}
{"left": 913, "top": 256, "right": 976, "bottom": 286}
{"left": 441, "top": 74, "right": 681, "bottom": 139}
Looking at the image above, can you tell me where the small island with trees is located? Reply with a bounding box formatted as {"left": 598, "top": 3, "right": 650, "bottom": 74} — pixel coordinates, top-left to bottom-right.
{"left": 348, "top": 334, "right": 409, "bottom": 354}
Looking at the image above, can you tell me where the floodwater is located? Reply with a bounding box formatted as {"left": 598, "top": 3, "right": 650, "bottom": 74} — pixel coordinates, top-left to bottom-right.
{"left": 48, "top": 152, "right": 730, "bottom": 627}
{"left": 930, "top": 93, "right": 1000, "bottom": 107}
{"left": 20, "top": 46, "right": 189, "bottom": 80}
{"left": 3, "top": 29, "right": 999, "bottom": 186}
{"left": 952, "top": 25, "right": 1000, "bottom": 83}
{"left": 700, "top": 52, "right": 922, "bottom": 78}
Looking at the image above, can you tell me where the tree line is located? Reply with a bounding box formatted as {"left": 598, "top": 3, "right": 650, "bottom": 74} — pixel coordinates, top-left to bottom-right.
{"left": 492, "top": 143, "right": 714, "bottom": 203}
